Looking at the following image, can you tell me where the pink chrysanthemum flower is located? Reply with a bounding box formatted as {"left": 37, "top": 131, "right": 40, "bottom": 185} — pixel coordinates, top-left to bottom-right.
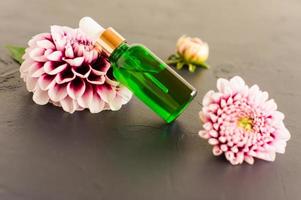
{"left": 20, "top": 25, "right": 132, "bottom": 113}
{"left": 199, "top": 76, "right": 290, "bottom": 165}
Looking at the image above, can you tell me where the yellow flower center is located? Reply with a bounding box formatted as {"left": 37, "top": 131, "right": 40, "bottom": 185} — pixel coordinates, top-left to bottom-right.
{"left": 238, "top": 117, "right": 253, "bottom": 131}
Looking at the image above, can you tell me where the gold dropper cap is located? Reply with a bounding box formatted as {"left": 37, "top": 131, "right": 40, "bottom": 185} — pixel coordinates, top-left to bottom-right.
{"left": 95, "top": 27, "right": 125, "bottom": 55}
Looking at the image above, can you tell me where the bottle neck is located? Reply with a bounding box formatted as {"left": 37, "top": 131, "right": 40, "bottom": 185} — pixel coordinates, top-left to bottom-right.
{"left": 109, "top": 42, "right": 129, "bottom": 63}
{"left": 95, "top": 27, "right": 125, "bottom": 56}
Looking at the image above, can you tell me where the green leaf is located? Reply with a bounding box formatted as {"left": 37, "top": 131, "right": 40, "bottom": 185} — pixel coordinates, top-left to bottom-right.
{"left": 188, "top": 63, "right": 197, "bottom": 72}
{"left": 166, "top": 59, "right": 179, "bottom": 65}
{"left": 167, "top": 53, "right": 210, "bottom": 72}
{"left": 196, "top": 62, "right": 210, "bottom": 69}
{"left": 176, "top": 62, "right": 184, "bottom": 70}
{"left": 166, "top": 54, "right": 181, "bottom": 64}
{"left": 6, "top": 45, "right": 26, "bottom": 64}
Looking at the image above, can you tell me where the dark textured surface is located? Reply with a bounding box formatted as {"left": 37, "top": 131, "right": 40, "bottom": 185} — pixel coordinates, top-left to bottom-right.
{"left": 0, "top": 0, "right": 301, "bottom": 199}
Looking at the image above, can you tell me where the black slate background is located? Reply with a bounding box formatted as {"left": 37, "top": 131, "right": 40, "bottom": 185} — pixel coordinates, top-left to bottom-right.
{"left": 0, "top": 0, "right": 301, "bottom": 199}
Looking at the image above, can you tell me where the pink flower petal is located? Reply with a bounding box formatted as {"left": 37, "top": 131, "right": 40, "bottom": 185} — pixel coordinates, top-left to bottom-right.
{"left": 248, "top": 85, "right": 260, "bottom": 100}
{"left": 117, "top": 86, "right": 132, "bottom": 104}
{"left": 38, "top": 74, "right": 56, "bottom": 90}
{"left": 77, "top": 84, "right": 93, "bottom": 108}
{"left": 102, "top": 103, "right": 111, "bottom": 111}
{"left": 236, "top": 152, "right": 244, "bottom": 164}
{"left": 225, "top": 151, "right": 235, "bottom": 163}
{"left": 28, "top": 33, "right": 51, "bottom": 48}
{"left": 216, "top": 78, "right": 228, "bottom": 92}
{"left": 87, "top": 71, "right": 105, "bottom": 85}
{"left": 44, "top": 49, "right": 54, "bottom": 57}
{"left": 105, "top": 75, "right": 119, "bottom": 87}
{"left": 244, "top": 155, "right": 254, "bottom": 165}
{"left": 96, "top": 84, "right": 116, "bottom": 103}
{"left": 209, "top": 113, "right": 218, "bottom": 123}
{"left": 264, "top": 99, "right": 277, "bottom": 112}
{"left": 278, "top": 125, "right": 291, "bottom": 141}
{"left": 212, "top": 146, "right": 223, "bottom": 156}
{"left": 26, "top": 76, "right": 38, "bottom": 92}
{"left": 44, "top": 61, "right": 68, "bottom": 75}
{"left": 55, "top": 67, "right": 76, "bottom": 84}
{"left": 107, "top": 96, "right": 123, "bottom": 111}
{"left": 255, "top": 151, "right": 276, "bottom": 162}
{"left": 20, "top": 59, "right": 34, "bottom": 74}
{"left": 71, "top": 64, "right": 91, "bottom": 78}
{"left": 209, "top": 130, "right": 218, "bottom": 137}
{"left": 229, "top": 76, "right": 245, "bottom": 92}
{"left": 64, "top": 43, "right": 74, "bottom": 58}
{"left": 88, "top": 93, "right": 105, "bottom": 113}
{"left": 27, "top": 62, "right": 44, "bottom": 78}
{"left": 199, "top": 111, "right": 206, "bottom": 122}
{"left": 67, "top": 78, "right": 86, "bottom": 99}
{"left": 48, "top": 83, "right": 68, "bottom": 102}
{"left": 83, "top": 49, "right": 98, "bottom": 63}
{"left": 90, "top": 56, "right": 110, "bottom": 75}
{"left": 198, "top": 130, "right": 209, "bottom": 139}
{"left": 208, "top": 138, "right": 219, "bottom": 145}
{"left": 64, "top": 57, "right": 84, "bottom": 67}
{"left": 274, "top": 140, "right": 287, "bottom": 154}
{"left": 202, "top": 90, "right": 214, "bottom": 106}
{"left": 217, "top": 78, "right": 232, "bottom": 96}
{"left": 47, "top": 51, "right": 63, "bottom": 61}
{"left": 33, "top": 87, "right": 49, "bottom": 105}
{"left": 74, "top": 44, "right": 85, "bottom": 56}
{"left": 60, "top": 96, "right": 76, "bottom": 113}
{"left": 50, "top": 26, "right": 69, "bottom": 51}
{"left": 29, "top": 48, "right": 47, "bottom": 62}
{"left": 36, "top": 39, "right": 55, "bottom": 49}
{"left": 203, "top": 122, "right": 212, "bottom": 130}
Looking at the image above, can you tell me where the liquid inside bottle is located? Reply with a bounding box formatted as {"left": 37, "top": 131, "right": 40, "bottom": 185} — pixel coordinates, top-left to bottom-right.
{"left": 109, "top": 43, "right": 197, "bottom": 123}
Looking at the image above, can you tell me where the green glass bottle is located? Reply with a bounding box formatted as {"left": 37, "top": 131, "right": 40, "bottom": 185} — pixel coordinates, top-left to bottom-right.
{"left": 80, "top": 17, "right": 197, "bottom": 123}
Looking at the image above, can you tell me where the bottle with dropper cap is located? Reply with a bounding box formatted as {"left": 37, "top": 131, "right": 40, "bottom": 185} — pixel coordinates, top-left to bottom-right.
{"left": 79, "top": 17, "right": 197, "bottom": 123}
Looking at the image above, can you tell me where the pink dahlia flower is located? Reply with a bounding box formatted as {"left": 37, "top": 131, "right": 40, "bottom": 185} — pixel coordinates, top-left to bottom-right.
{"left": 20, "top": 25, "right": 132, "bottom": 113}
{"left": 199, "top": 76, "right": 290, "bottom": 165}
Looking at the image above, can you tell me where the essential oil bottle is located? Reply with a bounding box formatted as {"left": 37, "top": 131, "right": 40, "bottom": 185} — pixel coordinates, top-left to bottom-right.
{"left": 79, "top": 17, "right": 197, "bottom": 123}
